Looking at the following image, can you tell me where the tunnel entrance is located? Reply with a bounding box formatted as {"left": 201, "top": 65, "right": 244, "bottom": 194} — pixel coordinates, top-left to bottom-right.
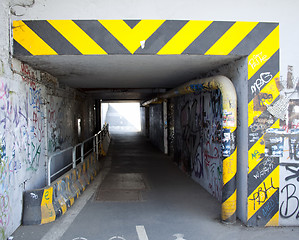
{"left": 11, "top": 19, "right": 280, "bottom": 228}
{"left": 101, "top": 102, "right": 141, "bottom": 133}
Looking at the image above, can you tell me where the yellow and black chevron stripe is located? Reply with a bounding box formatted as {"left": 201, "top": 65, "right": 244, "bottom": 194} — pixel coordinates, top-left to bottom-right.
{"left": 13, "top": 20, "right": 277, "bottom": 57}
{"left": 13, "top": 20, "right": 280, "bottom": 226}
{"left": 222, "top": 135, "right": 237, "bottom": 223}
{"left": 246, "top": 25, "right": 280, "bottom": 226}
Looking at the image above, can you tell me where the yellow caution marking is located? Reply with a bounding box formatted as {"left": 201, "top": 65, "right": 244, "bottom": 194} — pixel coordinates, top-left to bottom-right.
{"left": 248, "top": 166, "right": 279, "bottom": 220}
{"left": 248, "top": 138, "right": 265, "bottom": 174}
{"left": 13, "top": 21, "right": 57, "bottom": 55}
{"left": 265, "top": 211, "right": 279, "bottom": 226}
{"left": 248, "top": 119, "right": 280, "bottom": 173}
{"left": 248, "top": 72, "right": 280, "bottom": 127}
{"left": 48, "top": 20, "right": 107, "bottom": 55}
{"left": 205, "top": 22, "right": 258, "bottom": 55}
{"left": 222, "top": 190, "right": 237, "bottom": 220}
{"left": 99, "top": 20, "right": 165, "bottom": 54}
{"left": 41, "top": 187, "right": 56, "bottom": 224}
{"left": 248, "top": 26, "right": 279, "bottom": 79}
{"left": 157, "top": 20, "right": 213, "bottom": 55}
{"left": 223, "top": 148, "right": 237, "bottom": 185}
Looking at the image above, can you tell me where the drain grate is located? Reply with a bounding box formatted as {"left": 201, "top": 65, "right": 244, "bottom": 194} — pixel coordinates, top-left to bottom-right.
{"left": 95, "top": 173, "right": 147, "bottom": 202}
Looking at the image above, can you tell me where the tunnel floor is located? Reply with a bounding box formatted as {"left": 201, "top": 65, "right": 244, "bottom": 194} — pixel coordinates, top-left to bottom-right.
{"left": 13, "top": 132, "right": 299, "bottom": 240}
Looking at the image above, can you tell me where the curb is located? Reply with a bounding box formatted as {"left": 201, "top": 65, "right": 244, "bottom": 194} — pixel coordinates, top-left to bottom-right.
{"left": 22, "top": 136, "right": 110, "bottom": 225}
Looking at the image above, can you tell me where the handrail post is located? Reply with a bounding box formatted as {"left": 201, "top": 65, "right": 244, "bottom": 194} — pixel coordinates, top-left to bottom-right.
{"left": 93, "top": 135, "right": 96, "bottom": 153}
{"left": 95, "top": 133, "right": 99, "bottom": 161}
{"left": 48, "top": 156, "right": 52, "bottom": 186}
{"left": 81, "top": 143, "right": 84, "bottom": 163}
{"left": 47, "top": 125, "right": 110, "bottom": 186}
{"left": 72, "top": 146, "right": 77, "bottom": 169}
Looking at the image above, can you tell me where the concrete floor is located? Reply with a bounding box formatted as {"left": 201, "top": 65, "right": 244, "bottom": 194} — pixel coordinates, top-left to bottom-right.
{"left": 12, "top": 132, "right": 299, "bottom": 240}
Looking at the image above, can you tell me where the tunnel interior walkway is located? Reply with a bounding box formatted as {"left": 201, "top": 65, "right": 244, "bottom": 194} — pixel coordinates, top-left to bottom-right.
{"left": 13, "top": 132, "right": 299, "bottom": 240}
{"left": 61, "top": 132, "right": 222, "bottom": 239}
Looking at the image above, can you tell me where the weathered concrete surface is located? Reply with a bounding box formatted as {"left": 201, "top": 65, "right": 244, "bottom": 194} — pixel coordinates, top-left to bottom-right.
{"left": 12, "top": 132, "right": 299, "bottom": 240}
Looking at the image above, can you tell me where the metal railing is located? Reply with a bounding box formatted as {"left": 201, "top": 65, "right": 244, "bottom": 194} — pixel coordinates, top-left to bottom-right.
{"left": 48, "top": 124, "right": 109, "bottom": 186}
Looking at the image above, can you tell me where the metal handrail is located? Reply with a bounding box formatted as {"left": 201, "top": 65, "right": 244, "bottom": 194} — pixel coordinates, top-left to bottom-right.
{"left": 47, "top": 147, "right": 73, "bottom": 186}
{"left": 48, "top": 124, "right": 109, "bottom": 186}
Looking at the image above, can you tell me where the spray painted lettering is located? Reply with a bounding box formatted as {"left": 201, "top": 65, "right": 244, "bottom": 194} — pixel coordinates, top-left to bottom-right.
{"left": 249, "top": 178, "right": 278, "bottom": 210}
{"left": 251, "top": 72, "right": 273, "bottom": 95}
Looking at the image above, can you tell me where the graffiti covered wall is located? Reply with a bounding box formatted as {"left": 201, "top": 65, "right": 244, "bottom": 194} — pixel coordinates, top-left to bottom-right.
{"left": 261, "top": 68, "right": 299, "bottom": 226}
{"left": 149, "top": 104, "right": 164, "bottom": 152}
{"left": 0, "top": 59, "right": 95, "bottom": 238}
{"left": 174, "top": 89, "right": 223, "bottom": 201}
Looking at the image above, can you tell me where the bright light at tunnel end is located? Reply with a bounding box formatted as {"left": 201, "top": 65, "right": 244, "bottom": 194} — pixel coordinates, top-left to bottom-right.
{"left": 103, "top": 102, "right": 141, "bottom": 132}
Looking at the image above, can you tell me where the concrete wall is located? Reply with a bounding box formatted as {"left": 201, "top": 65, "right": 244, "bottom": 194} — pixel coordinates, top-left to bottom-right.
{"left": 0, "top": 3, "right": 96, "bottom": 236}
{"left": 0, "top": 58, "right": 96, "bottom": 238}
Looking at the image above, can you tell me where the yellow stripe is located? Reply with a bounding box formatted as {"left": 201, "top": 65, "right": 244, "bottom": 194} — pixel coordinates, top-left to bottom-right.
{"left": 223, "top": 148, "right": 237, "bottom": 185}
{"left": 205, "top": 21, "right": 259, "bottom": 55}
{"left": 48, "top": 20, "right": 107, "bottom": 55}
{"left": 248, "top": 26, "right": 279, "bottom": 79}
{"left": 79, "top": 178, "right": 86, "bottom": 191}
{"left": 41, "top": 187, "right": 56, "bottom": 224}
{"left": 248, "top": 72, "right": 280, "bottom": 127}
{"left": 248, "top": 166, "right": 279, "bottom": 220}
{"left": 248, "top": 138, "right": 265, "bottom": 174}
{"left": 66, "top": 176, "right": 75, "bottom": 206}
{"left": 99, "top": 20, "right": 165, "bottom": 54}
{"left": 59, "top": 199, "right": 67, "bottom": 214}
{"left": 56, "top": 180, "right": 67, "bottom": 214}
{"left": 248, "top": 119, "right": 280, "bottom": 173}
{"left": 265, "top": 211, "right": 279, "bottom": 227}
{"left": 13, "top": 21, "right": 57, "bottom": 55}
{"left": 222, "top": 190, "right": 237, "bottom": 220}
{"left": 100, "top": 143, "right": 106, "bottom": 156}
{"left": 83, "top": 162, "right": 86, "bottom": 173}
{"left": 157, "top": 20, "right": 213, "bottom": 55}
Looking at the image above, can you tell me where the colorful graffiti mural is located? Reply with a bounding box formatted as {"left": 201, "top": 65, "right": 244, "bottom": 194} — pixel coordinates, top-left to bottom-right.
{"left": 250, "top": 65, "right": 299, "bottom": 226}
{"left": 175, "top": 89, "right": 223, "bottom": 201}
{"left": 0, "top": 60, "right": 93, "bottom": 238}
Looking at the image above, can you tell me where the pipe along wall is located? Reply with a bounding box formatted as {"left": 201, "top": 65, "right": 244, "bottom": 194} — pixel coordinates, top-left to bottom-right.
{"left": 144, "top": 76, "right": 237, "bottom": 223}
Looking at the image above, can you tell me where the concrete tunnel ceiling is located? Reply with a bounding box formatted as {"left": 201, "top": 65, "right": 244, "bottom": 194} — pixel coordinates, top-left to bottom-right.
{"left": 18, "top": 54, "right": 240, "bottom": 100}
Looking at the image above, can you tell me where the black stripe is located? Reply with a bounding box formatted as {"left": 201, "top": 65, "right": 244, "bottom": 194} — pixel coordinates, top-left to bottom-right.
{"left": 74, "top": 20, "right": 130, "bottom": 55}
{"left": 248, "top": 108, "right": 279, "bottom": 150}
{"left": 223, "top": 212, "right": 236, "bottom": 223}
{"left": 13, "top": 39, "right": 32, "bottom": 56}
{"left": 247, "top": 190, "right": 279, "bottom": 227}
{"left": 230, "top": 22, "right": 279, "bottom": 55}
{"left": 124, "top": 20, "right": 141, "bottom": 29}
{"left": 23, "top": 20, "right": 81, "bottom": 55}
{"left": 248, "top": 158, "right": 279, "bottom": 196}
{"left": 222, "top": 174, "right": 236, "bottom": 203}
{"left": 248, "top": 50, "right": 280, "bottom": 102}
{"left": 183, "top": 21, "right": 235, "bottom": 55}
{"left": 134, "top": 20, "right": 188, "bottom": 55}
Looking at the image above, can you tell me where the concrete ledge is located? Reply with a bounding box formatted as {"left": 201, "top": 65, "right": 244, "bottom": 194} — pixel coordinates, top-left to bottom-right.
{"left": 22, "top": 137, "right": 110, "bottom": 225}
